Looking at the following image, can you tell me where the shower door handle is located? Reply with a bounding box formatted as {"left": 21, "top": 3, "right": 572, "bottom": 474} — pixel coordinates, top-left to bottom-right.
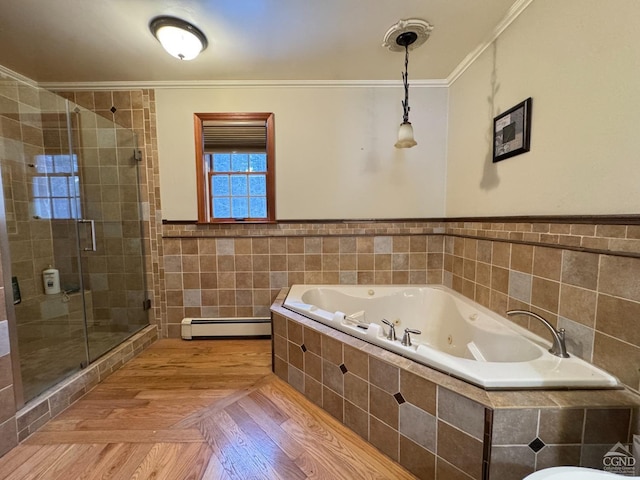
{"left": 78, "top": 219, "right": 97, "bottom": 251}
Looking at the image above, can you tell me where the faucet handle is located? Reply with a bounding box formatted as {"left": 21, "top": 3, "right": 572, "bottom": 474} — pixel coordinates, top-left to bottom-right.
{"left": 401, "top": 328, "right": 421, "bottom": 346}
{"left": 381, "top": 319, "right": 396, "bottom": 341}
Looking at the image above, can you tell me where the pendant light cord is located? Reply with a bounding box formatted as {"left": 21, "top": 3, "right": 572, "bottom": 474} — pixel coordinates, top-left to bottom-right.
{"left": 401, "top": 44, "right": 410, "bottom": 124}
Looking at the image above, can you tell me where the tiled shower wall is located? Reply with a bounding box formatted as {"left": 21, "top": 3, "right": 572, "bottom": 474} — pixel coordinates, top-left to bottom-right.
{"left": 58, "top": 89, "right": 162, "bottom": 333}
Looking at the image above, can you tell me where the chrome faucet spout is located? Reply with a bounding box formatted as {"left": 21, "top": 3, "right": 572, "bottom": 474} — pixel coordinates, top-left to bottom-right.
{"left": 506, "top": 310, "right": 570, "bottom": 358}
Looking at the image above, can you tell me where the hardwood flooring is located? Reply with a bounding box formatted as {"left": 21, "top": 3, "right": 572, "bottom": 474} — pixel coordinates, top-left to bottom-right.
{"left": 0, "top": 339, "right": 416, "bottom": 479}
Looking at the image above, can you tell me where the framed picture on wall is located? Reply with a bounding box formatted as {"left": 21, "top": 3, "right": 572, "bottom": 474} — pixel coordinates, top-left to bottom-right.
{"left": 493, "top": 97, "right": 532, "bottom": 163}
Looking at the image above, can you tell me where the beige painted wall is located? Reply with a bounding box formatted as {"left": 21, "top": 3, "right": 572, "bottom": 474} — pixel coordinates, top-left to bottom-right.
{"left": 155, "top": 85, "right": 448, "bottom": 220}
{"left": 446, "top": 0, "right": 640, "bottom": 216}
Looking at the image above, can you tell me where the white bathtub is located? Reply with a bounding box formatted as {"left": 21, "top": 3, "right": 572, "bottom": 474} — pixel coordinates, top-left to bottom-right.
{"left": 283, "top": 284, "right": 620, "bottom": 390}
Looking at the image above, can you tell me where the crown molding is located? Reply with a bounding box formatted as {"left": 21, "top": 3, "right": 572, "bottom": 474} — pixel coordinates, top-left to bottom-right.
{"left": 41, "top": 78, "right": 449, "bottom": 91}
{"left": 12, "top": 0, "right": 533, "bottom": 92}
{"left": 0, "top": 64, "right": 38, "bottom": 87}
{"left": 447, "top": 0, "right": 535, "bottom": 86}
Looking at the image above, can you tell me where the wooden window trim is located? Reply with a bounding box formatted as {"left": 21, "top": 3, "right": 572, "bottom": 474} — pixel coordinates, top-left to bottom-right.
{"left": 194, "top": 112, "right": 276, "bottom": 224}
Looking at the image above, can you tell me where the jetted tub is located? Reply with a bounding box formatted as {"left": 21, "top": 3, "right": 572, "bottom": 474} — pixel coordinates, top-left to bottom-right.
{"left": 283, "top": 284, "right": 620, "bottom": 390}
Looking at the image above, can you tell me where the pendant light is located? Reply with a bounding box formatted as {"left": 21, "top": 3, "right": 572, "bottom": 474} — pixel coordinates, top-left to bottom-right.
{"left": 150, "top": 16, "right": 208, "bottom": 61}
{"left": 383, "top": 19, "right": 433, "bottom": 149}
{"left": 395, "top": 32, "right": 418, "bottom": 148}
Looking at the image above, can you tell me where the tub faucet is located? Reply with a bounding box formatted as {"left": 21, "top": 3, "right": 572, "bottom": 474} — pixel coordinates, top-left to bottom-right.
{"left": 381, "top": 319, "right": 396, "bottom": 341}
{"left": 401, "top": 328, "right": 421, "bottom": 347}
{"left": 506, "top": 310, "right": 570, "bottom": 358}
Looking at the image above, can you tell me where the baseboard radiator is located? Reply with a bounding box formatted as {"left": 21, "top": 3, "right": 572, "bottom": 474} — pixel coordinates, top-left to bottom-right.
{"left": 181, "top": 317, "right": 271, "bottom": 339}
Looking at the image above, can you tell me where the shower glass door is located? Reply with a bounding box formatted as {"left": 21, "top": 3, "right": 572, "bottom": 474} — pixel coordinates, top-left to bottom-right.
{"left": 70, "top": 103, "right": 148, "bottom": 362}
{"left": 0, "top": 76, "right": 149, "bottom": 405}
{"left": 2, "top": 87, "right": 89, "bottom": 402}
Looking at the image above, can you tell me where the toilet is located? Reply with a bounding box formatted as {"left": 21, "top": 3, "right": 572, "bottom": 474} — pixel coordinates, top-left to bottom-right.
{"left": 524, "top": 466, "right": 640, "bottom": 479}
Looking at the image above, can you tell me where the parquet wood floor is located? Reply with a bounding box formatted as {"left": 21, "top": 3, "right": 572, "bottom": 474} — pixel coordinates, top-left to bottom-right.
{"left": 0, "top": 339, "right": 416, "bottom": 479}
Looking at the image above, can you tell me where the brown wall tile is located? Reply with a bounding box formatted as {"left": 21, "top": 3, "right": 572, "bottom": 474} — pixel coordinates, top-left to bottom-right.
{"left": 561, "top": 251, "right": 599, "bottom": 290}
{"left": 303, "top": 327, "right": 321, "bottom": 355}
{"left": 287, "top": 320, "right": 303, "bottom": 344}
{"left": 369, "top": 385, "right": 398, "bottom": 429}
{"left": 583, "top": 408, "right": 631, "bottom": 444}
{"left": 399, "top": 403, "right": 436, "bottom": 451}
{"left": 533, "top": 246, "right": 562, "bottom": 280}
{"left": 492, "top": 242, "right": 510, "bottom": 268}
{"left": 0, "top": 386, "right": 15, "bottom": 424}
{"left": 303, "top": 351, "right": 322, "bottom": 382}
{"left": 369, "top": 357, "right": 399, "bottom": 394}
{"left": 437, "top": 421, "right": 484, "bottom": 480}
{"left": 321, "top": 335, "right": 343, "bottom": 366}
{"left": 559, "top": 284, "right": 596, "bottom": 328}
{"left": 369, "top": 415, "right": 398, "bottom": 461}
{"left": 436, "top": 458, "right": 473, "bottom": 480}
{"left": 598, "top": 255, "right": 640, "bottom": 303}
{"left": 344, "top": 401, "right": 368, "bottom": 440}
{"left": 492, "top": 409, "right": 538, "bottom": 446}
{"left": 400, "top": 370, "right": 436, "bottom": 415}
{"left": 344, "top": 345, "right": 368, "bottom": 380}
{"left": 536, "top": 445, "right": 581, "bottom": 471}
{"left": 288, "top": 342, "right": 303, "bottom": 371}
{"left": 489, "top": 446, "right": 535, "bottom": 480}
{"left": 593, "top": 332, "right": 640, "bottom": 391}
{"left": 0, "top": 356, "right": 13, "bottom": 390}
{"left": 322, "top": 359, "right": 343, "bottom": 395}
{"left": 538, "top": 408, "right": 584, "bottom": 444}
{"left": 0, "top": 418, "right": 18, "bottom": 457}
{"left": 596, "top": 294, "right": 640, "bottom": 347}
{"left": 531, "top": 277, "right": 560, "bottom": 313}
{"left": 511, "top": 244, "right": 533, "bottom": 273}
{"left": 400, "top": 435, "right": 436, "bottom": 479}
{"left": 438, "top": 388, "right": 485, "bottom": 440}
{"left": 304, "top": 375, "right": 322, "bottom": 407}
{"left": 322, "top": 386, "right": 343, "bottom": 422}
{"left": 344, "top": 373, "right": 368, "bottom": 411}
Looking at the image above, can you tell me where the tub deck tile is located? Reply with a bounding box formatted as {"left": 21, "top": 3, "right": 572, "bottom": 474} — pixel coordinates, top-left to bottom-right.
{"left": 272, "top": 290, "right": 640, "bottom": 480}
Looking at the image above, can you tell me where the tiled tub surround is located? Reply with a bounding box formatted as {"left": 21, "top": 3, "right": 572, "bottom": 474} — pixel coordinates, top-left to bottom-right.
{"left": 441, "top": 225, "right": 640, "bottom": 392}
{"left": 161, "top": 231, "right": 446, "bottom": 337}
{"left": 163, "top": 218, "right": 640, "bottom": 394}
{"left": 271, "top": 293, "right": 640, "bottom": 480}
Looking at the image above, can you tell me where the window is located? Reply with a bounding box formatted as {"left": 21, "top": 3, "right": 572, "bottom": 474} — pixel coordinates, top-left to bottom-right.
{"left": 32, "top": 154, "right": 81, "bottom": 220}
{"left": 194, "top": 113, "right": 275, "bottom": 223}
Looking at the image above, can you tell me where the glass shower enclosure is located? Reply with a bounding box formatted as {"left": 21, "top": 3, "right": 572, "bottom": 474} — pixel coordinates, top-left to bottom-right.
{"left": 0, "top": 79, "right": 149, "bottom": 405}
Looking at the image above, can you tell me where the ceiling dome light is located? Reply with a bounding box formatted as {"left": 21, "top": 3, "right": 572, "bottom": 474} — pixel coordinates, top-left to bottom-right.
{"left": 150, "top": 16, "right": 208, "bottom": 61}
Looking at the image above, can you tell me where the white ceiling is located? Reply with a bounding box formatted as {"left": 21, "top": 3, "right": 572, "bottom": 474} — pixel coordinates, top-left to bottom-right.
{"left": 0, "top": 0, "right": 521, "bottom": 84}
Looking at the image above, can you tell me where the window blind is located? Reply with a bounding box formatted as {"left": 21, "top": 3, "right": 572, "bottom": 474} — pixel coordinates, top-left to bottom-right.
{"left": 202, "top": 120, "right": 266, "bottom": 152}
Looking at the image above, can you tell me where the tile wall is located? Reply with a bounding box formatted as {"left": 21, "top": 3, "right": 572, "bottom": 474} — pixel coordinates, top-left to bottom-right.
{"left": 162, "top": 218, "right": 640, "bottom": 394}
{"left": 160, "top": 230, "right": 445, "bottom": 337}
{"left": 58, "top": 89, "right": 162, "bottom": 334}
{"left": 443, "top": 221, "right": 640, "bottom": 391}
